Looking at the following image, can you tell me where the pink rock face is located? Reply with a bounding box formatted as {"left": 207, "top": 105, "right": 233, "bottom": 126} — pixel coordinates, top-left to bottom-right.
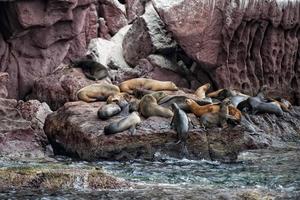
{"left": 153, "top": 0, "right": 300, "bottom": 104}
{"left": 29, "top": 66, "right": 111, "bottom": 110}
{"left": 0, "top": 72, "right": 9, "bottom": 98}
{"left": 0, "top": 0, "right": 97, "bottom": 99}
{"left": 0, "top": 98, "right": 52, "bottom": 158}
{"left": 126, "top": 0, "right": 148, "bottom": 23}
{"left": 99, "top": 0, "right": 128, "bottom": 35}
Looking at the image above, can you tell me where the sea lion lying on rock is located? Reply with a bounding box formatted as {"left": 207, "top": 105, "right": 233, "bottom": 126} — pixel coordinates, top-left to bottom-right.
{"left": 98, "top": 103, "right": 122, "bottom": 120}
{"left": 72, "top": 59, "right": 108, "bottom": 81}
{"left": 194, "top": 83, "right": 210, "bottom": 99}
{"left": 77, "top": 83, "right": 120, "bottom": 102}
{"left": 119, "top": 78, "right": 178, "bottom": 94}
{"left": 104, "top": 112, "right": 141, "bottom": 135}
{"left": 186, "top": 99, "right": 242, "bottom": 122}
{"left": 139, "top": 93, "right": 173, "bottom": 118}
{"left": 199, "top": 99, "right": 239, "bottom": 128}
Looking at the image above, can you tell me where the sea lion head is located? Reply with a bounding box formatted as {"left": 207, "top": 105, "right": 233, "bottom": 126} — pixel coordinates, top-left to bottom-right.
{"left": 203, "top": 83, "right": 211, "bottom": 90}
{"left": 185, "top": 99, "right": 194, "bottom": 106}
{"left": 222, "top": 98, "right": 231, "bottom": 105}
{"left": 169, "top": 82, "right": 179, "bottom": 90}
{"left": 171, "top": 102, "right": 180, "bottom": 111}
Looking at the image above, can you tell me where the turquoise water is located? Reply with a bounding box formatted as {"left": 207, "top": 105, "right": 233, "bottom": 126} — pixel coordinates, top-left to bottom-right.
{"left": 0, "top": 147, "right": 299, "bottom": 199}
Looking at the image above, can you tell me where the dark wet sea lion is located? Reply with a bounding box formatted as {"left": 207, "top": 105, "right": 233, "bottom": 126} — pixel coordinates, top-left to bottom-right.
{"left": 98, "top": 103, "right": 122, "bottom": 120}
{"left": 171, "top": 103, "right": 189, "bottom": 156}
{"left": 104, "top": 112, "right": 141, "bottom": 135}
{"left": 72, "top": 59, "right": 108, "bottom": 81}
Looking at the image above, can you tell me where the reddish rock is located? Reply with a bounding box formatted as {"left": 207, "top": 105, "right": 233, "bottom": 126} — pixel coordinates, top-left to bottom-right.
{"left": 99, "top": 0, "right": 128, "bottom": 35}
{"left": 0, "top": 98, "right": 52, "bottom": 159}
{"left": 126, "top": 0, "right": 149, "bottom": 23}
{"left": 153, "top": 0, "right": 300, "bottom": 104}
{"left": 44, "top": 101, "right": 246, "bottom": 162}
{"left": 0, "top": 72, "right": 9, "bottom": 98}
{"left": 98, "top": 17, "right": 111, "bottom": 39}
{"left": 0, "top": 0, "right": 97, "bottom": 99}
{"left": 122, "top": 2, "right": 177, "bottom": 67}
{"left": 29, "top": 65, "right": 111, "bottom": 110}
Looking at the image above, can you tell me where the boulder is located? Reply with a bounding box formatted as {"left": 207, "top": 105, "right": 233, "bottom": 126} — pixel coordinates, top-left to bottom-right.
{"left": 122, "top": 2, "right": 177, "bottom": 67}
{"left": 29, "top": 65, "right": 111, "bottom": 110}
{"left": 86, "top": 25, "right": 131, "bottom": 69}
{"left": 153, "top": 0, "right": 300, "bottom": 104}
{"left": 126, "top": 0, "right": 149, "bottom": 23}
{"left": 45, "top": 101, "right": 245, "bottom": 162}
{"left": 99, "top": 0, "right": 128, "bottom": 35}
{"left": 0, "top": 72, "right": 9, "bottom": 98}
{"left": 0, "top": 98, "right": 52, "bottom": 159}
{"left": 44, "top": 101, "right": 300, "bottom": 162}
{"left": 0, "top": 0, "right": 97, "bottom": 99}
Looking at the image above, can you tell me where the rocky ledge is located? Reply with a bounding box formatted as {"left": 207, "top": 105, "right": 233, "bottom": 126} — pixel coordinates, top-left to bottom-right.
{"left": 44, "top": 101, "right": 300, "bottom": 163}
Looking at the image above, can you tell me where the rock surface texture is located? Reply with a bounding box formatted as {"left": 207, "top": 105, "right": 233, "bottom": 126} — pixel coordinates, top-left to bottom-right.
{"left": 44, "top": 101, "right": 300, "bottom": 162}
{"left": 153, "top": 0, "right": 300, "bottom": 104}
{"left": 0, "top": 0, "right": 97, "bottom": 99}
{"left": 0, "top": 98, "right": 52, "bottom": 159}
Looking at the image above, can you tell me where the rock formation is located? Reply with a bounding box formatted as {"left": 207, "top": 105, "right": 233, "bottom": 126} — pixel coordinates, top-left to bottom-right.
{"left": 153, "top": 0, "right": 300, "bottom": 104}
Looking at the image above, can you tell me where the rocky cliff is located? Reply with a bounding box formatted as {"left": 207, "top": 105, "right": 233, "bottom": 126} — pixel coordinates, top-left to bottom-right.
{"left": 0, "top": 0, "right": 299, "bottom": 105}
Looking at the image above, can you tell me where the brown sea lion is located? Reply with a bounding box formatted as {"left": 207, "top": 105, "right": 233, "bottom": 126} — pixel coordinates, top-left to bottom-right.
{"left": 77, "top": 83, "right": 120, "bottom": 102}
{"left": 200, "top": 99, "right": 237, "bottom": 128}
{"left": 104, "top": 112, "right": 141, "bottom": 135}
{"left": 185, "top": 99, "right": 220, "bottom": 117}
{"left": 139, "top": 94, "right": 173, "bottom": 118}
{"left": 72, "top": 59, "right": 108, "bottom": 81}
{"left": 186, "top": 99, "right": 241, "bottom": 121}
{"left": 194, "top": 83, "right": 210, "bottom": 99}
{"left": 119, "top": 78, "right": 178, "bottom": 94}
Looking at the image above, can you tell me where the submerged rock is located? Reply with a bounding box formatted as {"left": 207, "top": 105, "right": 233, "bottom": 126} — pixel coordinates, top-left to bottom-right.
{"left": 0, "top": 163, "right": 129, "bottom": 190}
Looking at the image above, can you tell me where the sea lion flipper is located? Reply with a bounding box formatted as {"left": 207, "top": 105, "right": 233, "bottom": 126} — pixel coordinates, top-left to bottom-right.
{"left": 129, "top": 125, "right": 136, "bottom": 136}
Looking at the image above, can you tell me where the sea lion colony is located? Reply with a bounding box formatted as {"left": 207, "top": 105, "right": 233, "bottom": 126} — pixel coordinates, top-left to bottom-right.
{"left": 76, "top": 76, "right": 292, "bottom": 140}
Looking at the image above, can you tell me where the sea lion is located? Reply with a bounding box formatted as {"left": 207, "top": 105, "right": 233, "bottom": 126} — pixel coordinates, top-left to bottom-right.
{"left": 77, "top": 83, "right": 120, "bottom": 102}
{"left": 199, "top": 99, "right": 236, "bottom": 128}
{"left": 171, "top": 103, "right": 189, "bottom": 156}
{"left": 72, "top": 59, "right": 108, "bottom": 81}
{"left": 104, "top": 112, "right": 141, "bottom": 135}
{"left": 119, "top": 78, "right": 178, "bottom": 94}
{"left": 266, "top": 97, "right": 291, "bottom": 112}
{"left": 139, "top": 94, "right": 173, "bottom": 118}
{"left": 129, "top": 99, "right": 141, "bottom": 112}
{"left": 98, "top": 103, "right": 122, "bottom": 120}
{"left": 186, "top": 99, "right": 241, "bottom": 120}
{"left": 207, "top": 89, "right": 233, "bottom": 100}
{"left": 107, "top": 92, "right": 133, "bottom": 108}
{"left": 194, "top": 83, "right": 210, "bottom": 99}
{"left": 158, "top": 95, "right": 212, "bottom": 112}
{"left": 171, "top": 103, "right": 189, "bottom": 142}
{"left": 185, "top": 99, "right": 220, "bottom": 117}
{"left": 237, "top": 85, "right": 283, "bottom": 116}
